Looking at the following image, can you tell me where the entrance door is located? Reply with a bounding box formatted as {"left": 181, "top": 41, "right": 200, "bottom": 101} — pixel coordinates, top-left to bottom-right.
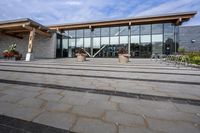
{"left": 130, "top": 43, "right": 152, "bottom": 58}
{"left": 56, "top": 35, "right": 62, "bottom": 58}
{"left": 93, "top": 44, "right": 127, "bottom": 58}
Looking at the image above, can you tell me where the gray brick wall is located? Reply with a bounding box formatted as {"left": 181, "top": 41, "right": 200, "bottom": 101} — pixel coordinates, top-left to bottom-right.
{"left": 0, "top": 33, "right": 57, "bottom": 59}
{"left": 179, "top": 25, "right": 200, "bottom": 51}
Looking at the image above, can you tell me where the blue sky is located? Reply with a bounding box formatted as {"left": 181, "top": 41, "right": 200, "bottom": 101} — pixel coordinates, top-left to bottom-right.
{"left": 0, "top": 0, "right": 200, "bottom": 26}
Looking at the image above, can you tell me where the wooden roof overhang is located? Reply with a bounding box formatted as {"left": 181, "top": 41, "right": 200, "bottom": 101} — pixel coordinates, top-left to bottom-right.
{"left": 49, "top": 11, "right": 197, "bottom": 31}
{"left": 0, "top": 18, "right": 52, "bottom": 39}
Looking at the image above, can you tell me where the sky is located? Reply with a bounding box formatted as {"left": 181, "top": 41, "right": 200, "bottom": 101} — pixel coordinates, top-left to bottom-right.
{"left": 0, "top": 0, "right": 200, "bottom": 26}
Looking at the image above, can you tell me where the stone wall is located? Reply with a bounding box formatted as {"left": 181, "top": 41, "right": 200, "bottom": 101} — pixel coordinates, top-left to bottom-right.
{"left": 0, "top": 33, "right": 57, "bottom": 59}
{"left": 179, "top": 25, "right": 200, "bottom": 51}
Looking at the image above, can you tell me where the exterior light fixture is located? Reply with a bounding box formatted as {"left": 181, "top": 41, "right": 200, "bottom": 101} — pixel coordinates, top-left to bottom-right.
{"left": 191, "top": 40, "right": 196, "bottom": 43}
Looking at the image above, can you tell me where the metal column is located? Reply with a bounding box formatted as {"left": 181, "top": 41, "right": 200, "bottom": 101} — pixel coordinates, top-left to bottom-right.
{"left": 90, "top": 27, "right": 94, "bottom": 57}
{"left": 128, "top": 22, "right": 131, "bottom": 55}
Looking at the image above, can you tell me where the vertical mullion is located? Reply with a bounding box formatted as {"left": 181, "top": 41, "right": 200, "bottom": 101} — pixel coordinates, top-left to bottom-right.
{"left": 128, "top": 25, "right": 131, "bottom": 55}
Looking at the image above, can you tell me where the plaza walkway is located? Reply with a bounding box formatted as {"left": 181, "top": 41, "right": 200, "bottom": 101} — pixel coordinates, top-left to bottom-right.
{"left": 0, "top": 58, "right": 199, "bottom": 133}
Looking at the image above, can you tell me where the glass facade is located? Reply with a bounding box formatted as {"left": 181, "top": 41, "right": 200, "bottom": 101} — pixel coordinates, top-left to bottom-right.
{"left": 56, "top": 23, "right": 177, "bottom": 58}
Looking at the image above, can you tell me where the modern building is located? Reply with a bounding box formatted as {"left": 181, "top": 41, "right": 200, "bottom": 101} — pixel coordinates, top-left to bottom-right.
{"left": 0, "top": 11, "right": 199, "bottom": 60}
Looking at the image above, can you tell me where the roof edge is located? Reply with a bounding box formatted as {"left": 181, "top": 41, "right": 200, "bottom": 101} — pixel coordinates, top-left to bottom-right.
{"left": 48, "top": 11, "right": 197, "bottom": 28}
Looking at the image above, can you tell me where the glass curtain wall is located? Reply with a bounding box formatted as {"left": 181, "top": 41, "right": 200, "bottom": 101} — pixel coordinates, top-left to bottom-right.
{"left": 140, "top": 24, "right": 152, "bottom": 58}
{"left": 100, "top": 27, "right": 110, "bottom": 57}
{"left": 108, "top": 27, "right": 120, "bottom": 57}
{"left": 76, "top": 30, "right": 84, "bottom": 48}
{"left": 62, "top": 35, "right": 68, "bottom": 57}
{"left": 130, "top": 26, "right": 140, "bottom": 57}
{"left": 93, "top": 28, "right": 101, "bottom": 57}
{"left": 120, "top": 26, "right": 129, "bottom": 50}
{"left": 68, "top": 30, "right": 76, "bottom": 57}
{"left": 84, "top": 29, "right": 91, "bottom": 56}
{"left": 164, "top": 23, "right": 175, "bottom": 55}
{"left": 58, "top": 23, "right": 176, "bottom": 58}
{"left": 152, "top": 24, "right": 163, "bottom": 56}
{"left": 56, "top": 34, "right": 62, "bottom": 58}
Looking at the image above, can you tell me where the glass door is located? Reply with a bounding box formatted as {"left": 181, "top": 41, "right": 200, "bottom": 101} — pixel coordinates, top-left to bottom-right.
{"left": 56, "top": 34, "right": 62, "bottom": 58}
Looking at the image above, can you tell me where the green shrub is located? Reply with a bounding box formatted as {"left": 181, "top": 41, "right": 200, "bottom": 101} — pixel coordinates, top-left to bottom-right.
{"left": 178, "top": 48, "right": 186, "bottom": 55}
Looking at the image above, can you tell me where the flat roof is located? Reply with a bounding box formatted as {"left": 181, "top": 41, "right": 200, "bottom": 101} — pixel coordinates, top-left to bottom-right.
{"left": 49, "top": 11, "right": 197, "bottom": 30}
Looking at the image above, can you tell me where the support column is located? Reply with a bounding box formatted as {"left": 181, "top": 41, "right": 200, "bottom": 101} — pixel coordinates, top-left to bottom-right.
{"left": 128, "top": 22, "right": 131, "bottom": 55}
{"left": 26, "top": 28, "right": 35, "bottom": 61}
{"left": 174, "top": 25, "right": 177, "bottom": 54}
{"left": 90, "top": 26, "right": 94, "bottom": 57}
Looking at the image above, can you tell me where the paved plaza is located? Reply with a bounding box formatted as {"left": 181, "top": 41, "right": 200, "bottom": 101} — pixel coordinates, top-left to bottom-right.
{"left": 0, "top": 58, "right": 200, "bottom": 133}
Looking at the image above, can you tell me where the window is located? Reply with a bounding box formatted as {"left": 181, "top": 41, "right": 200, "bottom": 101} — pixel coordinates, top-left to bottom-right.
{"left": 141, "top": 25, "right": 151, "bottom": 35}
{"left": 110, "top": 27, "right": 119, "bottom": 45}
{"left": 152, "top": 24, "right": 163, "bottom": 34}
{"left": 76, "top": 30, "right": 84, "bottom": 47}
{"left": 68, "top": 30, "right": 76, "bottom": 38}
{"left": 141, "top": 35, "right": 151, "bottom": 43}
{"left": 131, "top": 25, "right": 139, "bottom": 35}
{"left": 120, "top": 26, "right": 128, "bottom": 44}
{"left": 131, "top": 36, "right": 139, "bottom": 43}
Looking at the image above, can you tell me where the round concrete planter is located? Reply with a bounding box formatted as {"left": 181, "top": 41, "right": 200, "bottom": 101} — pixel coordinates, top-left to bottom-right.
{"left": 76, "top": 54, "right": 86, "bottom": 62}
{"left": 118, "top": 54, "right": 130, "bottom": 63}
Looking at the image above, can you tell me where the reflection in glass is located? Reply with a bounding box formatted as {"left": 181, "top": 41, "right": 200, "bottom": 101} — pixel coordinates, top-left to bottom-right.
{"left": 93, "top": 37, "right": 100, "bottom": 48}
{"left": 120, "top": 36, "right": 128, "bottom": 44}
{"left": 152, "top": 35, "right": 163, "bottom": 54}
{"left": 101, "top": 37, "right": 109, "bottom": 45}
{"left": 93, "top": 28, "right": 100, "bottom": 37}
{"left": 131, "top": 36, "right": 139, "bottom": 43}
{"left": 152, "top": 24, "right": 163, "bottom": 34}
{"left": 164, "top": 23, "right": 174, "bottom": 54}
{"left": 120, "top": 26, "right": 128, "bottom": 44}
{"left": 84, "top": 38, "right": 91, "bottom": 48}
{"left": 141, "top": 25, "right": 151, "bottom": 35}
{"left": 141, "top": 35, "right": 151, "bottom": 43}
{"left": 110, "top": 27, "right": 119, "bottom": 36}
{"left": 76, "top": 38, "right": 83, "bottom": 48}
{"left": 101, "top": 27, "right": 109, "bottom": 36}
{"left": 110, "top": 27, "right": 119, "bottom": 45}
{"left": 68, "top": 30, "right": 76, "bottom": 38}
{"left": 62, "top": 39, "right": 68, "bottom": 57}
{"left": 131, "top": 26, "right": 139, "bottom": 35}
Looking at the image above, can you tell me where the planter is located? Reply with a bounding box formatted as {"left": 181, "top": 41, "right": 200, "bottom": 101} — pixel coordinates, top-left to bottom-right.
{"left": 3, "top": 54, "right": 22, "bottom": 61}
{"left": 76, "top": 53, "right": 86, "bottom": 62}
{"left": 118, "top": 54, "right": 130, "bottom": 63}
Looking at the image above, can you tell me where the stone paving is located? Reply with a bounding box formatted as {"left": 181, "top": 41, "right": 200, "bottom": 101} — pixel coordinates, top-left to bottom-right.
{"left": 0, "top": 58, "right": 200, "bottom": 133}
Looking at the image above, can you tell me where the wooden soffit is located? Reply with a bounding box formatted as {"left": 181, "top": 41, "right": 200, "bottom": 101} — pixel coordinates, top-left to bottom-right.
{"left": 0, "top": 18, "right": 52, "bottom": 39}
{"left": 48, "top": 11, "right": 197, "bottom": 30}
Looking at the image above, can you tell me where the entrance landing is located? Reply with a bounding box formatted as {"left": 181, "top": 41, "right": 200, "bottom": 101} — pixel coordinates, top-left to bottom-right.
{"left": 0, "top": 58, "right": 200, "bottom": 133}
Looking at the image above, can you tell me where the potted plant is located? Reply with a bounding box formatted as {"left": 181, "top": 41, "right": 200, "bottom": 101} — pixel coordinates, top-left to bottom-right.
{"left": 118, "top": 47, "right": 130, "bottom": 63}
{"left": 75, "top": 48, "right": 87, "bottom": 62}
{"left": 2, "top": 43, "right": 22, "bottom": 60}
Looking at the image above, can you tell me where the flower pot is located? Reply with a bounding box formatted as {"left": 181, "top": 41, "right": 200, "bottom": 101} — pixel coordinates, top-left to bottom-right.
{"left": 76, "top": 53, "right": 86, "bottom": 62}
{"left": 118, "top": 54, "right": 130, "bottom": 63}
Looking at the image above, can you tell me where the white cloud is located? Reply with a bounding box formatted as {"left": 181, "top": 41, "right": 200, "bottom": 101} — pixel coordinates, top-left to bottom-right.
{"left": 0, "top": 0, "right": 199, "bottom": 26}
{"left": 64, "top": 0, "right": 82, "bottom": 5}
